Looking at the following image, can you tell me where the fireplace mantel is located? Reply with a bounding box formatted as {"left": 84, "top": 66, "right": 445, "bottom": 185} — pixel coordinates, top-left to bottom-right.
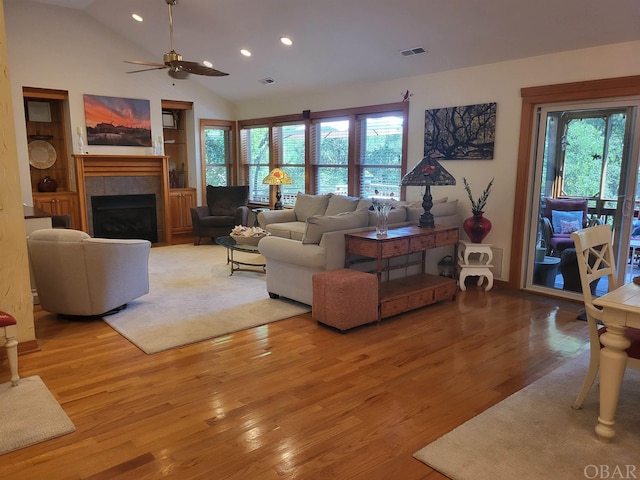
{"left": 73, "top": 154, "right": 172, "bottom": 244}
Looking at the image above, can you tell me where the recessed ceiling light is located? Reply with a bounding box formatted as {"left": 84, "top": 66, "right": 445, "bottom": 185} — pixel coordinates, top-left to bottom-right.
{"left": 202, "top": 60, "right": 213, "bottom": 68}
{"left": 132, "top": 13, "right": 143, "bottom": 22}
{"left": 280, "top": 36, "right": 293, "bottom": 46}
{"left": 240, "top": 49, "right": 252, "bottom": 57}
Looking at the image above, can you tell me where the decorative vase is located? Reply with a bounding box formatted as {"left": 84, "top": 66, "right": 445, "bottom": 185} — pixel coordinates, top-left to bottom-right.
{"left": 37, "top": 176, "right": 57, "bottom": 192}
{"left": 376, "top": 210, "right": 388, "bottom": 237}
{"left": 463, "top": 211, "right": 492, "bottom": 243}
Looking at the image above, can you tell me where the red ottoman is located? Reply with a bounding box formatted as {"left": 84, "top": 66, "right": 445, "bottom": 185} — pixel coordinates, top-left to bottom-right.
{"left": 312, "top": 269, "right": 378, "bottom": 331}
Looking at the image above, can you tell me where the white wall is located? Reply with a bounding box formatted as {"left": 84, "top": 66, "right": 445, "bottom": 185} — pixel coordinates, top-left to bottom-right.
{"left": 235, "top": 41, "right": 640, "bottom": 280}
{"left": 5, "top": 0, "right": 234, "bottom": 205}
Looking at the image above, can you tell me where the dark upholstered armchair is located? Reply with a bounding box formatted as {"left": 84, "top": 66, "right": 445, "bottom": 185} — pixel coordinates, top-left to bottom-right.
{"left": 540, "top": 197, "right": 590, "bottom": 256}
{"left": 190, "top": 185, "right": 251, "bottom": 245}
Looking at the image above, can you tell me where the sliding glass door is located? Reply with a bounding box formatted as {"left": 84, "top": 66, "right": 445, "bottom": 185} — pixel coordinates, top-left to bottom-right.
{"left": 525, "top": 99, "right": 640, "bottom": 297}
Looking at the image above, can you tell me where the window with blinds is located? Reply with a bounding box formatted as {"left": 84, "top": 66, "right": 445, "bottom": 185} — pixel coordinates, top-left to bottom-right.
{"left": 312, "top": 119, "right": 349, "bottom": 196}
{"left": 240, "top": 126, "right": 270, "bottom": 204}
{"left": 358, "top": 115, "right": 404, "bottom": 200}
{"left": 273, "top": 123, "right": 305, "bottom": 207}
{"left": 237, "top": 102, "right": 407, "bottom": 204}
{"left": 202, "top": 124, "right": 232, "bottom": 187}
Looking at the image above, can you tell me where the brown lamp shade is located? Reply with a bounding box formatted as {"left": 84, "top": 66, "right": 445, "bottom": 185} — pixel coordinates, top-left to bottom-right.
{"left": 401, "top": 157, "right": 456, "bottom": 186}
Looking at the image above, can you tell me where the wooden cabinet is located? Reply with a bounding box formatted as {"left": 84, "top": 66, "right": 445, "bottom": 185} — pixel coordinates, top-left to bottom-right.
{"left": 161, "top": 100, "right": 192, "bottom": 188}
{"left": 345, "top": 225, "right": 459, "bottom": 320}
{"left": 33, "top": 192, "right": 79, "bottom": 229}
{"left": 169, "top": 188, "right": 196, "bottom": 234}
{"left": 23, "top": 88, "right": 71, "bottom": 193}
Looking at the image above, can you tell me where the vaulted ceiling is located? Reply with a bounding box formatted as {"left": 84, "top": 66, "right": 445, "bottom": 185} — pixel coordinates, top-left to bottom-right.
{"left": 27, "top": 0, "right": 640, "bottom": 102}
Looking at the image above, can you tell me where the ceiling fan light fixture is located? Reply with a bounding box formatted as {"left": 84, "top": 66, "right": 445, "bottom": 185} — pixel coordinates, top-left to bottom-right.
{"left": 202, "top": 60, "right": 213, "bottom": 68}
{"left": 131, "top": 13, "right": 143, "bottom": 22}
{"left": 240, "top": 49, "right": 252, "bottom": 57}
{"left": 280, "top": 36, "right": 293, "bottom": 46}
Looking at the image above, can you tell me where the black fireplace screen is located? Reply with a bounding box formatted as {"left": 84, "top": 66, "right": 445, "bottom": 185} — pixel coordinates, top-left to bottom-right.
{"left": 92, "top": 194, "right": 158, "bottom": 243}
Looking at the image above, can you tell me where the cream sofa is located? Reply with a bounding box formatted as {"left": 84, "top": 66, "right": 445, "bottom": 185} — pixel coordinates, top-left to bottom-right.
{"left": 27, "top": 228, "right": 151, "bottom": 317}
{"left": 257, "top": 193, "right": 459, "bottom": 305}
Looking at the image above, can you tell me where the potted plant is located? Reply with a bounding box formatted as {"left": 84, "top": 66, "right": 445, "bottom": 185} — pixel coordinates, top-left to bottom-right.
{"left": 462, "top": 177, "right": 494, "bottom": 243}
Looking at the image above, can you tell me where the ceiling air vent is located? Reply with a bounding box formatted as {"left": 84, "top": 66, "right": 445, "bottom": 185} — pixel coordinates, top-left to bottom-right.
{"left": 259, "top": 77, "right": 276, "bottom": 85}
{"left": 400, "top": 47, "right": 427, "bottom": 56}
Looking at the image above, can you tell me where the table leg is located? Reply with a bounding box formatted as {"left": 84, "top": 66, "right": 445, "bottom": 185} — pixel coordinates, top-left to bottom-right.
{"left": 596, "top": 324, "right": 631, "bottom": 442}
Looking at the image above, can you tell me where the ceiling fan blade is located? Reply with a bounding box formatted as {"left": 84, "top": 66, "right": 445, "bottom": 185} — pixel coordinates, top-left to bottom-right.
{"left": 170, "top": 60, "right": 229, "bottom": 77}
{"left": 126, "top": 66, "right": 168, "bottom": 74}
{"left": 124, "top": 60, "right": 167, "bottom": 68}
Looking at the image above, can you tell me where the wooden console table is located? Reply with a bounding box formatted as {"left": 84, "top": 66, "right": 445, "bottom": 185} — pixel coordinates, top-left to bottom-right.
{"left": 344, "top": 225, "right": 458, "bottom": 320}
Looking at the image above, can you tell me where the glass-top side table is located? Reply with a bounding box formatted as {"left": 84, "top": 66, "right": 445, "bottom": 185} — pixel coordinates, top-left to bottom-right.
{"left": 215, "top": 236, "right": 266, "bottom": 275}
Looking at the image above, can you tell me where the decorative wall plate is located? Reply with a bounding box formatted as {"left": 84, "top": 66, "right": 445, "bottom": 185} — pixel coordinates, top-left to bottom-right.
{"left": 28, "top": 140, "right": 57, "bottom": 169}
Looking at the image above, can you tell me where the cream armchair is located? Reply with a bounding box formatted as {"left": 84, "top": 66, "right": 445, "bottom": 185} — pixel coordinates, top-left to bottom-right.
{"left": 27, "top": 229, "right": 151, "bottom": 317}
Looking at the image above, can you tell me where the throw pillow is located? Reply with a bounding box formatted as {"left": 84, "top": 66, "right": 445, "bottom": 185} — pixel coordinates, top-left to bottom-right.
{"left": 560, "top": 219, "right": 581, "bottom": 234}
{"left": 324, "top": 194, "right": 360, "bottom": 216}
{"left": 302, "top": 209, "right": 369, "bottom": 244}
{"left": 551, "top": 210, "right": 583, "bottom": 234}
{"left": 294, "top": 192, "right": 331, "bottom": 222}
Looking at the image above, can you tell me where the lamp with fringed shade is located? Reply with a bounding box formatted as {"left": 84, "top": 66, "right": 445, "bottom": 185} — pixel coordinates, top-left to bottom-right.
{"left": 401, "top": 157, "right": 456, "bottom": 228}
{"left": 262, "top": 167, "right": 293, "bottom": 210}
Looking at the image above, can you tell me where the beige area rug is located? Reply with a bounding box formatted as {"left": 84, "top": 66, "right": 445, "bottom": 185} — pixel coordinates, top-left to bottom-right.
{"left": 104, "top": 243, "right": 310, "bottom": 354}
{"left": 414, "top": 351, "right": 640, "bottom": 480}
{"left": 0, "top": 376, "right": 75, "bottom": 455}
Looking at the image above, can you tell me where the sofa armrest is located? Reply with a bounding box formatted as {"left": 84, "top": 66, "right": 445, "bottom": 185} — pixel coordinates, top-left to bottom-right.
{"left": 191, "top": 205, "right": 210, "bottom": 219}
{"left": 257, "top": 209, "right": 297, "bottom": 228}
{"left": 234, "top": 206, "right": 251, "bottom": 226}
{"left": 258, "top": 236, "right": 326, "bottom": 269}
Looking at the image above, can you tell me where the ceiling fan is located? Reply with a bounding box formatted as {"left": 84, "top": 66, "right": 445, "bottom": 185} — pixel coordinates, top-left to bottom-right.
{"left": 124, "top": 0, "right": 228, "bottom": 80}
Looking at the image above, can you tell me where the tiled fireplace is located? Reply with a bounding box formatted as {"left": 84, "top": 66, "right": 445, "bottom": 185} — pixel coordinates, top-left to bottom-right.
{"left": 73, "top": 154, "right": 171, "bottom": 244}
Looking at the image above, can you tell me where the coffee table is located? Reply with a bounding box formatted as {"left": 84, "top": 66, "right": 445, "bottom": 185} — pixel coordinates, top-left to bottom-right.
{"left": 215, "top": 236, "right": 266, "bottom": 275}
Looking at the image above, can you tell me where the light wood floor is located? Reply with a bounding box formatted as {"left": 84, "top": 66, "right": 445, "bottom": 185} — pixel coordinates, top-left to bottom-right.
{"left": 1, "top": 288, "right": 588, "bottom": 480}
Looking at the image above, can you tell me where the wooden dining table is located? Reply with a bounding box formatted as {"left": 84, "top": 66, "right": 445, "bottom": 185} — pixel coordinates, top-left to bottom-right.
{"left": 592, "top": 281, "right": 640, "bottom": 442}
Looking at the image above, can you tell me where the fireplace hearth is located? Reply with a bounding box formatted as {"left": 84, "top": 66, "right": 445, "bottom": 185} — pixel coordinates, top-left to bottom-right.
{"left": 92, "top": 194, "right": 158, "bottom": 243}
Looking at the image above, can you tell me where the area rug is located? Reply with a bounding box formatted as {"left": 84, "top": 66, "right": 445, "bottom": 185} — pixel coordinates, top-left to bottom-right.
{"left": 414, "top": 351, "right": 640, "bottom": 480}
{"left": 104, "top": 244, "right": 310, "bottom": 354}
{"left": 0, "top": 376, "right": 75, "bottom": 455}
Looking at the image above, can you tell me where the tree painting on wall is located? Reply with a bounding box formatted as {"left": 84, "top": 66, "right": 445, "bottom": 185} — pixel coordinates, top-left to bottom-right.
{"left": 424, "top": 102, "right": 496, "bottom": 160}
{"left": 83, "top": 94, "right": 152, "bottom": 147}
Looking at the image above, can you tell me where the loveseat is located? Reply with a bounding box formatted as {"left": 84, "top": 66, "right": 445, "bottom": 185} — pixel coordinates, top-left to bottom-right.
{"left": 257, "top": 193, "right": 460, "bottom": 305}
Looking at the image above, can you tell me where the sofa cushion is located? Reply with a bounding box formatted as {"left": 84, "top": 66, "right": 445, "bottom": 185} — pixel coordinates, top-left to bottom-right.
{"left": 302, "top": 209, "right": 369, "bottom": 245}
{"left": 356, "top": 198, "right": 373, "bottom": 210}
{"left": 367, "top": 206, "right": 407, "bottom": 226}
{"left": 324, "top": 194, "right": 360, "bottom": 216}
{"left": 294, "top": 192, "right": 331, "bottom": 221}
{"left": 407, "top": 199, "right": 458, "bottom": 221}
{"left": 266, "top": 221, "right": 306, "bottom": 240}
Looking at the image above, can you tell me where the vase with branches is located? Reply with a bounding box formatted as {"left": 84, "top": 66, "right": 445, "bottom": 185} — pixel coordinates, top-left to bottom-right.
{"left": 462, "top": 177, "right": 494, "bottom": 242}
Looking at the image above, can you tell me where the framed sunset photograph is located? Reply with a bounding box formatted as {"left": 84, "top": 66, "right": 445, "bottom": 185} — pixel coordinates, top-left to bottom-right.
{"left": 83, "top": 94, "right": 152, "bottom": 147}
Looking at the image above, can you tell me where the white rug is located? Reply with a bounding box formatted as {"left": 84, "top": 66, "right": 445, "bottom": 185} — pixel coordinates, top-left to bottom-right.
{"left": 104, "top": 243, "right": 310, "bottom": 354}
{"left": 414, "top": 351, "right": 640, "bottom": 480}
{"left": 0, "top": 376, "right": 75, "bottom": 455}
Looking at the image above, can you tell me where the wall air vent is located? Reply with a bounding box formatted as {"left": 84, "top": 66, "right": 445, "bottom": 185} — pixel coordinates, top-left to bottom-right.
{"left": 259, "top": 77, "right": 276, "bottom": 85}
{"left": 400, "top": 47, "right": 427, "bottom": 56}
